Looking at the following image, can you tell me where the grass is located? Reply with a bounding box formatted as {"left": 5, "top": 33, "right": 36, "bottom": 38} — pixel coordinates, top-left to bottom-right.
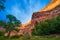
{"left": 0, "top": 37, "right": 60, "bottom": 40}
{"left": 31, "top": 38, "right": 60, "bottom": 40}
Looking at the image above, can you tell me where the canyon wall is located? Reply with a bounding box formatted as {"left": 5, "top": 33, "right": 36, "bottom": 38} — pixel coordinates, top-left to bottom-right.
{"left": 32, "top": 5, "right": 60, "bottom": 25}
{"left": 19, "top": 5, "right": 60, "bottom": 35}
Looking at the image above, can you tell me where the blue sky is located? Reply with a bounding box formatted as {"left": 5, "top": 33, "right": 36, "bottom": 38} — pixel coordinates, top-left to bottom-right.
{"left": 0, "top": 0, "right": 51, "bottom": 24}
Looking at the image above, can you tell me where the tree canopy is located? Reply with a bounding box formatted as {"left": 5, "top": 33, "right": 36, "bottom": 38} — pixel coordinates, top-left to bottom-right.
{"left": 0, "top": 14, "right": 21, "bottom": 37}
{"left": 0, "top": 0, "right": 5, "bottom": 11}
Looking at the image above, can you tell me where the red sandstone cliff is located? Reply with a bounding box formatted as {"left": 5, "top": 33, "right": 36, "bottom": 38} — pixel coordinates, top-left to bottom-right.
{"left": 32, "top": 5, "right": 60, "bottom": 24}
{"left": 19, "top": 5, "right": 60, "bottom": 35}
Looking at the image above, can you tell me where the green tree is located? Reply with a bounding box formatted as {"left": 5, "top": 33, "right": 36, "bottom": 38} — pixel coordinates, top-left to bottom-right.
{"left": 0, "top": 14, "right": 21, "bottom": 37}
{"left": 0, "top": 0, "right": 5, "bottom": 11}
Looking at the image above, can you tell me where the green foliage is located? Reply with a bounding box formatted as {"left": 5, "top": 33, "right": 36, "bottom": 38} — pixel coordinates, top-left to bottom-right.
{"left": 11, "top": 35, "right": 20, "bottom": 38}
{"left": 0, "top": 20, "right": 6, "bottom": 26}
{"left": 32, "top": 15, "right": 60, "bottom": 36}
{"left": 6, "top": 15, "right": 17, "bottom": 21}
{"left": 55, "top": 15, "right": 60, "bottom": 33}
{"left": 0, "top": 14, "right": 21, "bottom": 37}
{"left": 0, "top": 30, "right": 5, "bottom": 36}
{"left": 0, "top": 0, "right": 5, "bottom": 11}
{"left": 0, "top": 37, "right": 60, "bottom": 40}
{"left": 32, "top": 21, "right": 52, "bottom": 36}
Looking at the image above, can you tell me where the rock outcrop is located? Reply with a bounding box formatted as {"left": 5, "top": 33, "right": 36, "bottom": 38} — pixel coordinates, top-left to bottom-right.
{"left": 32, "top": 5, "right": 60, "bottom": 25}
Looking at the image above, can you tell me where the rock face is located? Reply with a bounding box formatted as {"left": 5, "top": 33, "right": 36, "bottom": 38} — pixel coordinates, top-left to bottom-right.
{"left": 20, "top": 5, "right": 60, "bottom": 34}
{"left": 32, "top": 5, "right": 60, "bottom": 25}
